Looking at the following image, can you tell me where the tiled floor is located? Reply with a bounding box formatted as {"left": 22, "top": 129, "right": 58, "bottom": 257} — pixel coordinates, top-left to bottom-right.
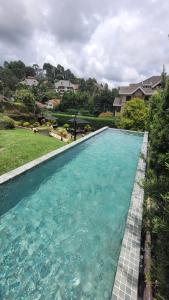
{"left": 112, "top": 132, "right": 148, "bottom": 300}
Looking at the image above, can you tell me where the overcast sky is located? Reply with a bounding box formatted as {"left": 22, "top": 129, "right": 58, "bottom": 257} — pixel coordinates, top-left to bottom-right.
{"left": 0, "top": 0, "right": 169, "bottom": 86}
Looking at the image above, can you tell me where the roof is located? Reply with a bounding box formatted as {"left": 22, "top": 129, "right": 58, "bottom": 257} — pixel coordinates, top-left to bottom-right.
{"left": 113, "top": 97, "right": 122, "bottom": 107}
{"left": 47, "top": 99, "right": 60, "bottom": 106}
{"left": 55, "top": 80, "right": 79, "bottom": 89}
{"left": 20, "top": 77, "right": 38, "bottom": 86}
{"left": 119, "top": 85, "right": 153, "bottom": 96}
{"left": 119, "top": 75, "right": 169, "bottom": 96}
{"left": 36, "top": 101, "right": 45, "bottom": 108}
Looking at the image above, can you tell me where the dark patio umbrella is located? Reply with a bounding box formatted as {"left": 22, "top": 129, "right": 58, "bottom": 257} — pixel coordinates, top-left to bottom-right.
{"left": 68, "top": 117, "right": 90, "bottom": 141}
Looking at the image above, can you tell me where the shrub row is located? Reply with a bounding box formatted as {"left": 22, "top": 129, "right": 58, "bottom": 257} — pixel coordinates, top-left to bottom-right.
{"left": 0, "top": 116, "right": 15, "bottom": 129}
{"left": 53, "top": 113, "right": 117, "bottom": 130}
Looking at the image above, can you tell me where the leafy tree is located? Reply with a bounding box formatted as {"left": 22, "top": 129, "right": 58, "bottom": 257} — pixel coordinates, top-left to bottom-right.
{"left": 25, "top": 66, "right": 36, "bottom": 77}
{"left": 145, "top": 79, "right": 169, "bottom": 299}
{"left": 15, "top": 89, "right": 35, "bottom": 112}
{"left": 118, "top": 98, "right": 148, "bottom": 131}
{"left": 93, "top": 87, "right": 116, "bottom": 115}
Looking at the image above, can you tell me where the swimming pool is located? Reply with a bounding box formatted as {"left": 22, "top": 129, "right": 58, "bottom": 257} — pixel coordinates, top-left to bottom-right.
{"left": 0, "top": 128, "right": 143, "bottom": 300}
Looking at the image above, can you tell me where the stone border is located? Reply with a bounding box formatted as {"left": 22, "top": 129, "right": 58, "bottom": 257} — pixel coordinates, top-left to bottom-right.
{"left": 0, "top": 127, "right": 108, "bottom": 185}
{"left": 112, "top": 131, "right": 148, "bottom": 300}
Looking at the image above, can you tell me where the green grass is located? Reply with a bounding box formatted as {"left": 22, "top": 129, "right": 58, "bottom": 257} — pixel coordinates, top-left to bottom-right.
{"left": 0, "top": 129, "right": 65, "bottom": 175}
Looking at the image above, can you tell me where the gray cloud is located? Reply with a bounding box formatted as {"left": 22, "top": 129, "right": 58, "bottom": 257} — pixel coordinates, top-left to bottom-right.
{"left": 0, "top": 0, "right": 169, "bottom": 86}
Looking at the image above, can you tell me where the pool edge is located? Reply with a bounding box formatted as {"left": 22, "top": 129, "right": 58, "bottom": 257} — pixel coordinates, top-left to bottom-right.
{"left": 0, "top": 127, "right": 108, "bottom": 185}
{"left": 111, "top": 131, "right": 148, "bottom": 300}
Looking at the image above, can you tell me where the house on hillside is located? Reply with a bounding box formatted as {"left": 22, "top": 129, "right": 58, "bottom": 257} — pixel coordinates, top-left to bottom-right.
{"left": 45, "top": 99, "right": 61, "bottom": 110}
{"left": 35, "top": 101, "right": 46, "bottom": 109}
{"left": 55, "top": 80, "right": 79, "bottom": 95}
{"left": 113, "top": 75, "right": 165, "bottom": 115}
{"left": 20, "top": 76, "right": 38, "bottom": 87}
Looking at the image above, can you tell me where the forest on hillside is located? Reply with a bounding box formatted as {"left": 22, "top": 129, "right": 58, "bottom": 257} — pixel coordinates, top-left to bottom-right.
{"left": 0, "top": 60, "right": 118, "bottom": 116}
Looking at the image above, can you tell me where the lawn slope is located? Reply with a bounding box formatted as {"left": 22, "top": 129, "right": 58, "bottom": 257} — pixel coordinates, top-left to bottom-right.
{"left": 0, "top": 129, "right": 64, "bottom": 175}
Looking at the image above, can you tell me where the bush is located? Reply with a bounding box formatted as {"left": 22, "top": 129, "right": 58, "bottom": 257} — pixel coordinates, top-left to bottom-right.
{"left": 99, "top": 111, "right": 113, "bottom": 118}
{"left": 63, "top": 123, "right": 70, "bottom": 129}
{"left": 0, "top": 116, "right": 15, "bottom": 129}
{"left": 14, "top": 121, "right": 22, "bottom": 126}
{"left": 57, "top": 127, "right": 67, "bottom": 138}
{"left": 118, "top": 98, "right": 148, "bottom": 131}
{"left": 84, "top": 124, "right": 92, "bottom": 132}
{"left": 33, "top": 122, "right": 40, "bottom": 127}
{"left": 23, "top": 122, "right": 30, "bottom": 127}
{"left": 53, "top": 113, "right": 117, "bottom": 130}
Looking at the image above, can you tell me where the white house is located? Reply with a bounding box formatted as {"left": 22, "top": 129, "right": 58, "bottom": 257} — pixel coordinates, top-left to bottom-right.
{"left": 20, "top": 76, "right": 38, "bottom": 87}
{"left": 55, "top": 80, "right": 79, "bottom": 95}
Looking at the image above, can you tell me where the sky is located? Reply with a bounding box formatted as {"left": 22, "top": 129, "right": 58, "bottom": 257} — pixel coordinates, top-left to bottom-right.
{"left": 0, "top": 0, "right": 169, "bottom": 87}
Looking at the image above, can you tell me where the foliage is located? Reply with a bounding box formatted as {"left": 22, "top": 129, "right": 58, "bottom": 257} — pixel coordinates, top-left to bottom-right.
{"left": 93, "top": 87, "right": 118, "bottom": 115}
{"left": 99, "top": 111, "right": 113, "bottom": 118}
{"left": 53, "top": 113, "right": 117, "bottom": 129}
{"left": 0, "top": 115, "right": 15, "bottom": 129}
{"left": 14, "top": 121, "right": 22, "bottom": 126}
{"left": 63, "top": 123, "right": 70, "bottom": 129}
{"left": 22, "top": 122, "right": 30, "bottom": 127}
{"left": 15, "top": 89, "right": 35, "bottom": 112}
{"left": 146, "top": 80, "right": 169, "bottom": 299}
{"left": 41, "top": 90, "right": 59, "bottom": 102}
{"left": 33, "top": 122, "right": 40, "bottom": 127}
{"left": 57, "top": 127, "right": 67, "bottom": 138}
{"left": 118, "top": 98, "right": 148, "bottom": 131}
{"left": 84, "top": 124, "right": 92, "bottom": 132}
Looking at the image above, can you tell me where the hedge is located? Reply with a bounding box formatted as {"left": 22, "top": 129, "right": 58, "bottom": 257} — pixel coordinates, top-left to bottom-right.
{"left": 53, "top": 113, "right": 117, "bottom": 130}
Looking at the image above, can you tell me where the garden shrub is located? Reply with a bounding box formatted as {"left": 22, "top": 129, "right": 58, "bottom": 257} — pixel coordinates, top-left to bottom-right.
{"left": 63, "top": 123, "right": 70, "bottom": 129}
{"left": 99, "top": 111, "right": 113, "bottom": 118}
{"left": 84, "top": 124, "right": 92, "bottom": 132}
{"left": 57, "top": 127, "right": 67, "bottom": 138}
{"left": 33, "top": 122, "right": 40, "bottom": 127}
{"left": 14, "top": 121, "right": 22, "bottom": 126}
{"left": 0, "top": 116, "right": 15, "bottom": 129}
{"left": 23, "top": 122, "right": 30, "bottom": 127}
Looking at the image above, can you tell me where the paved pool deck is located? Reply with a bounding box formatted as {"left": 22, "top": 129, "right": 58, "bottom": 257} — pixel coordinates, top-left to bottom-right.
{"left": 112, "top": 131, "right": 148, "bottom": 300}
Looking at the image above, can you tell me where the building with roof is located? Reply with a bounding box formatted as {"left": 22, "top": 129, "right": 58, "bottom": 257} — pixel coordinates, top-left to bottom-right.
{"left": 113, "top": 75, "right": 165, "bottom": 115}
{"left": 45, "top": 99, "right": 61, "bottom": 110}
{"left": 20, "top": 76, "right": 38, "bottom": 87}
{"left": 55, "top": 80, "right": 79, "bottom": 95}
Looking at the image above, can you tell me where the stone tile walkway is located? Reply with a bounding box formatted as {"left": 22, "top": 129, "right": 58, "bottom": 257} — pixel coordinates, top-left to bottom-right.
{"left": 112, "top": 132, "right": 148, "bottom": 300}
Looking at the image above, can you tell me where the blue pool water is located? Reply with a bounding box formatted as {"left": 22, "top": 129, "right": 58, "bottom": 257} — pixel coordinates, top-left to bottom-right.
{"left": 0, "top": 129, "right": 143, "bottom": 300}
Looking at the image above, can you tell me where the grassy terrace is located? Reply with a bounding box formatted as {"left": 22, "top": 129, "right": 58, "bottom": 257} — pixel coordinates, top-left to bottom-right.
{"left": 0, "top": 129, "right": 65, "bottom": 175}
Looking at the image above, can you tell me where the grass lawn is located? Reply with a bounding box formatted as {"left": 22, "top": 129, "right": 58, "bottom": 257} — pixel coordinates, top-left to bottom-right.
{"left": 0, "top": 128, "right": 65, "bottom": 175}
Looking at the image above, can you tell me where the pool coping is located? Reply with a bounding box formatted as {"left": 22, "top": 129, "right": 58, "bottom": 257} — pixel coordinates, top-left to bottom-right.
{"left": 0, "top": 126, "right": 108, "bottom": 185}
{"left": 111, "top": 131, "right": 148, "bottom": 300}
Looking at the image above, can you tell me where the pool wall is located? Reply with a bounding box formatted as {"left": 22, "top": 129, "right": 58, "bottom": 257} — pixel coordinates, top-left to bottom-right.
{"left": 0, "top": 127, "right": 108, "bottom": 185}
{"left": 112, "top": 131, "right": 148, "bottom": 300}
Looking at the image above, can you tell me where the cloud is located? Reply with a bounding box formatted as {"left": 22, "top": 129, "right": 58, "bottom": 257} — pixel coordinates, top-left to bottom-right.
{"left": 0, "top": 0, "right": 169, "bottom": 86}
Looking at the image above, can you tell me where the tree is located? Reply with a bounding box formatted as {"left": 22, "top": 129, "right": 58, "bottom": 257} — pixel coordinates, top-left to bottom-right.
{"left": 25, "top": 66, "right": 36, "bottom": 77}
{"left": 145, "top": 78, "right": 169, "bottom": 299}
{"left": 118, "top": 98, "right": 148, "bottom": 131}
{"left": 15, "top": 89, "right": 35, "bottom": 112}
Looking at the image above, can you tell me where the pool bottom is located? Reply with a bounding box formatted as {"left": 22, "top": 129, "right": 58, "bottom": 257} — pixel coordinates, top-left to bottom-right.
{"left": 0, "top": 128, "right": 144, "bottom": 300}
